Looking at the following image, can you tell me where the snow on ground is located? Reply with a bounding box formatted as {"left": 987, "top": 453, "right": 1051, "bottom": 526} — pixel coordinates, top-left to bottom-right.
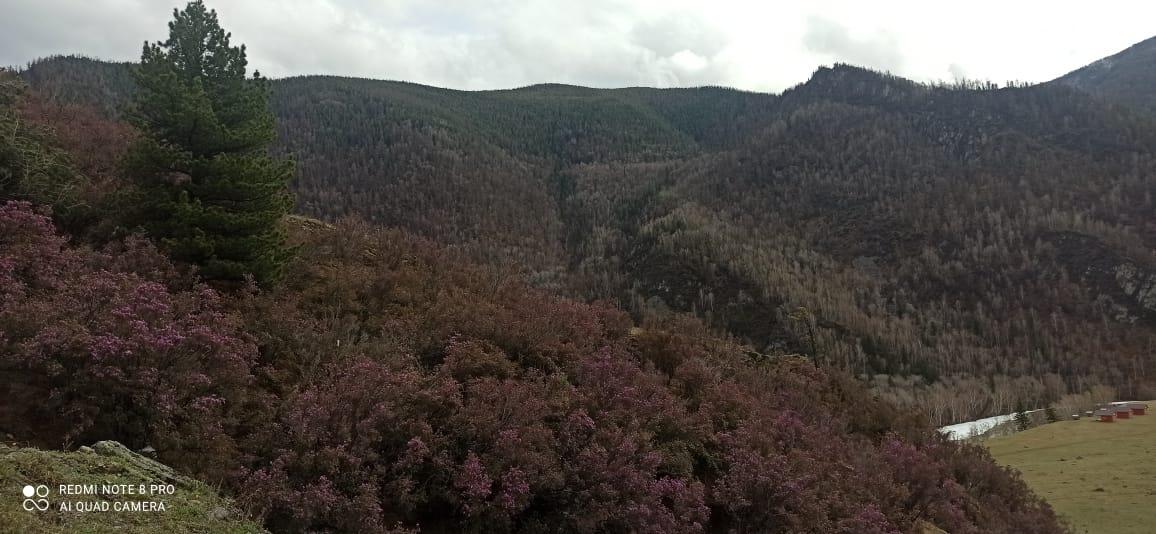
{"left": 938, "top": 410, "right": 1041, "bottom": 440}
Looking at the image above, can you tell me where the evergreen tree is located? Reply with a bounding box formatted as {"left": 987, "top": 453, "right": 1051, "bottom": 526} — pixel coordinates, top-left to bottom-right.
{"left": 1014, "top": 403, "right": 1032, "bottom": 432}
{"left": 126, "top": 0, "right": 291, "bottom": 286}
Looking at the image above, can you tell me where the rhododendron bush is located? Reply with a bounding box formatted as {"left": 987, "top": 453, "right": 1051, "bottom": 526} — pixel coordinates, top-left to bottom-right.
{"left": 225, "top": 218, "right": 1064, "bottom": 533}
{"left": 0, "top": 204, "right": 1065, "bottom": 532}
{"left": 0, "top": 201, "right": 256, "bottom": 474}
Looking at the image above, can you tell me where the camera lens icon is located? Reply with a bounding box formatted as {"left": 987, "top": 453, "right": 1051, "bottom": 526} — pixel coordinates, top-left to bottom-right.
{"left": 22, "top": 485, "right": 50, "bottom": 511}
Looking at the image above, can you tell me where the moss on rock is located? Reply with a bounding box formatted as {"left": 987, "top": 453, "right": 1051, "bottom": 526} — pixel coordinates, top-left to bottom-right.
{"left": 0, "top": 441, "right": 265, "bottom": 533}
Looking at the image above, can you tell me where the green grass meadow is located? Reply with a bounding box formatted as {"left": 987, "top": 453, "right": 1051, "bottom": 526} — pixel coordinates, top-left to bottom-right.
{"left": 986, "top": 403, "right": 1156, "bottom": 534}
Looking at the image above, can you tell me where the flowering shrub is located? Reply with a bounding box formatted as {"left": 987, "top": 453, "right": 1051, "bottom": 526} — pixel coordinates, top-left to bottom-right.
{"left": 0, "top": 207, "right": 1063, "bottom": 533}
{"left": 241, "top": 347, "right": 710, "bottom": 533}
{"left": 240, "top": 356, "right": 461, "bottom": 533}
{"left": 224, "top": 218, "right": 1062, "bottom": 533}
{"left": 0, "top": 201, "right": 256, "bottom": 476}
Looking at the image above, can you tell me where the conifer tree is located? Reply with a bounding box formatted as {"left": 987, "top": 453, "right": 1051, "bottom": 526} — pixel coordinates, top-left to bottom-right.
{"left": 1014, "top": 404, "right": 1032, "bottom": 432}
{"left": 127, "top": 0, "right": 292, "bottom": 286}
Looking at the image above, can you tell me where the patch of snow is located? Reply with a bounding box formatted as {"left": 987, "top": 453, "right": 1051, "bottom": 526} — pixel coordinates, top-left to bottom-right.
{"left": 938, "top": 409, "right": 1041, "bottom": 440}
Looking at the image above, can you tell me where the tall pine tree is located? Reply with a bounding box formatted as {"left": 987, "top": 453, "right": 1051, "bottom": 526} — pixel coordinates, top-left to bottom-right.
{"left": 127, "top": 0, "right": 292, "bottom": 286}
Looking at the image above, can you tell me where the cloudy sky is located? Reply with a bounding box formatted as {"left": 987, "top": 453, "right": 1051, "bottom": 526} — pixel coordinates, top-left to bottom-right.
{"left": 2, "top": 0, "right": 1153, "bottom": 92}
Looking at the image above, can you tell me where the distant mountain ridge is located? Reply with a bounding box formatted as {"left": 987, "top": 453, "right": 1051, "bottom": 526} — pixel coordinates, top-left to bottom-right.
{"left": 17, "top": 55, "right": 136, "bottom": 116}
{"left": 13, "top": 46, "right": 1156, "bottom": 426}
{"left": 1053, "top": 35, "right": 1156, "bottom": 114}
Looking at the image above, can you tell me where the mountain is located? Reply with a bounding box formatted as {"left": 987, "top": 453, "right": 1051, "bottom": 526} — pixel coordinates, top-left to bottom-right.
{"left": 1052, "top": 35, "right": 1156, "bottom": 114}
{"left": 0, "top": 163, "right": 1063, "bottom": 533}
{"left": 18, "top": 55, "right": 136, "bottom": 116}
{"left": 16, "top": 53, "right": 1156, "bottom": 427}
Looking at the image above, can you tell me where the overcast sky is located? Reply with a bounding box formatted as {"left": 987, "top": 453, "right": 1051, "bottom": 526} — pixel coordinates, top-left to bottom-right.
{"left": 2, "top": 0, "right": 1153, "bottom": 92}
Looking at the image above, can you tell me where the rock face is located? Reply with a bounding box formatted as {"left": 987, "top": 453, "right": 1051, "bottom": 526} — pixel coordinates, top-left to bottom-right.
{"left": 0, "top": 441, "right": 266, "bottom": 533}
{"left": 1047, "top": 231, "right": 1156, "bottom": 323}
{"left": 1114, "top": 263, "right": 1156, "bottom": 314}
{"left": 89, "top": 440, "right": 195, "bottom": 487}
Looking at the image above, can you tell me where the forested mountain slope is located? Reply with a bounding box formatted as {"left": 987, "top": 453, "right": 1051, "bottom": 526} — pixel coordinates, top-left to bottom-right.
{"left": 18, "top": 55, "right": 136, "bottom": 117}
{"left": 1, "top": 72, "right": 1067, "bottom": 530}
{"left": 1053, "top": 35, "right": 1156, "bottom": 115}
{"left": 18, "top": 50, "right": 1156, "bottom": 426}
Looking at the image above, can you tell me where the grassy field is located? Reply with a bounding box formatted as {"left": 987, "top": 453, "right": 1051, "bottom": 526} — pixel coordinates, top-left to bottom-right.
{"left": 0, "top": 441, "right": 265, "bottom": 533}
{"left": 986, "top": 403, "right": 1156, "bottom": 534}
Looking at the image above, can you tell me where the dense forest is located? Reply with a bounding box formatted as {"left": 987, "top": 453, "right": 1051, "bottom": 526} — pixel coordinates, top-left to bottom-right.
{"left": 1053, "top": 35, "right": 1156, "bottom": 115}
{"left": 1, "top": 60, "right": 1065, "bottom": 532}
{"left": 20, "top": 42, "right": 1156, "bottom": 426}
{"left": 11, "top": 1, "right": 1156, "bottom": 531}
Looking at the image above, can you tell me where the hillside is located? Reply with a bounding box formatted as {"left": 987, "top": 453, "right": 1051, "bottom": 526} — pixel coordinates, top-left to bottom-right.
{"left": 1053, "top": 36, "right": 1156, "bottom": 115}
{"left": 18, "top": 56, "right": 136, "bottom": 117}
{"left": 0, "top": 75, "right": 1069, "bottom": 528}
{"left": 0, "top": 181, "right": 1065, "bottom": 532}
{"left": 0, "top": 441, "right": 265, "bottom": 533}
{"left": 19, "top": 3, "right": 1156, "bottom": 530}
{"left": 986, "top": 405, "right": 1156, "bottom": 534}
{"left": 16, "top": 51, "right": 1156, "bottom": 427}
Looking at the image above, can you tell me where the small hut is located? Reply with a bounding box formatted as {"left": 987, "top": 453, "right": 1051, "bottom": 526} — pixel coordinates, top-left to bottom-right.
{"left": 1112, "top": 404, "right": 1132, "bottom": 419}
{"left": 1070, "top": 414, "right": 1080, "bottom": 421}
{"left": 1129, "top": 402, "right": 1148, "bottom": 416}
{"left": 1094, "top": 408, "right": 1115, "bottom": 422}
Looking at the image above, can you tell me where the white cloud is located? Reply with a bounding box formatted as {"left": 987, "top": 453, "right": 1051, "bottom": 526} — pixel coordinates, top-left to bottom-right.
{"left": 801, "top": 15, "right": 903, "bottom": 73}
{"left": 1, "top": 0, "right": 1153, "bottom": 92}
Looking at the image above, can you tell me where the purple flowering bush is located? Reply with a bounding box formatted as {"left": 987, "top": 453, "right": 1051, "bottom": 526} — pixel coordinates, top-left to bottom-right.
{"left": 221, "top": 218, "right": 1064, "bottom": 533}
{"left": 0, "top": 204, "right": 1065, "bottom": 533}
{"left": 0, "top": 201, "right": 256, "bottom": 476}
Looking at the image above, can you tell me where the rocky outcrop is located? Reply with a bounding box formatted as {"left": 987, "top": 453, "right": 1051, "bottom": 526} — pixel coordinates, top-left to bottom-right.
{"left": 87, "top": 440, "right": 197, "bottom": 488}
{"left": 0, "top": 441, "right": 266, "bottom": 533}
{"left": 1114, "top": 262, "right": 1156, "bottom": 314}
{"left": 1047, "top": 231, "right": 1156, "bottom": 323}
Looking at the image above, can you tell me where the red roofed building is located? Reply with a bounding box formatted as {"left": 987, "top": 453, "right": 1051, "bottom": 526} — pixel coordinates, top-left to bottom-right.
{"left": 1112, "top": 404, "right": 1131, "bottom": 419}
{"left": 1130, "top": 402, "right": 1148, "bottom": 416}
{"left": 1094, "top": 408, "right": 1115, "bottom": 422}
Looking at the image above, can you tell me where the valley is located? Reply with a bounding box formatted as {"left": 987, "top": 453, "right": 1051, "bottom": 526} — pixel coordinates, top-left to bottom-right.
{"left": 17, "top": 42, "right": 1156, "bottom": 426}
{"left": 3, "top": 3, "right": 1156, "bottom": 530}
{"left": 986, "top": 403, "right": 1156, "bottom": 534}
